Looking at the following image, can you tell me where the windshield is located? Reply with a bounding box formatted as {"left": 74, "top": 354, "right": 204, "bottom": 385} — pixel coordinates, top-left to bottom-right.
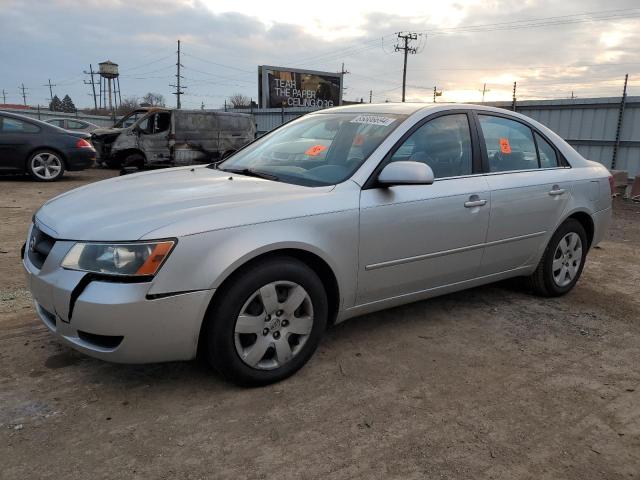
{"left": 218, "top": 112, "right": 407, "bottom": 186}
{"left": 114, "top": 110, "right": 147, "bottom": 128}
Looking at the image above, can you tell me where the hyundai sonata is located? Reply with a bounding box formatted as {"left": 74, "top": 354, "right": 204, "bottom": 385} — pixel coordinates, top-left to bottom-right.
{"left": 23, "top": 103, "right": 612, "bottom": 386}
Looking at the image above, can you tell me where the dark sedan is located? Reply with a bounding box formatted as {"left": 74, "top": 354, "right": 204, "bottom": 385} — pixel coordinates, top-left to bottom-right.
{"left": 0, "top": 111, "right": 96, "bottom": 181}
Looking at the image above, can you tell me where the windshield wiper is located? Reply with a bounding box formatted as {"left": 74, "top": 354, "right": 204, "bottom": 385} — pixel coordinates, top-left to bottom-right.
{"left": 219, "top": 167, "right": 279, "bottom": 181}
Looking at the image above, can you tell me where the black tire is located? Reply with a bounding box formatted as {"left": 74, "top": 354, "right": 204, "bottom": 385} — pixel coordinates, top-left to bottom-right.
{"left": 204, "top": 256, "right": 328, "bottom": 387}
{"left": 26, "top": 150, "right": 65, "bottom": 181}
{"left": 119, "top": 153, "right": 145, "bottom": 175}
{"left": 528, "top": 218, "right": 588, "bottom": 297}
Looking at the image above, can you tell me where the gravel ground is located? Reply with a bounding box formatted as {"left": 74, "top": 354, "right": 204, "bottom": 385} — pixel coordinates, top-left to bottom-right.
{"left": 1, "top": 168, "right": 639, "bottom": 480}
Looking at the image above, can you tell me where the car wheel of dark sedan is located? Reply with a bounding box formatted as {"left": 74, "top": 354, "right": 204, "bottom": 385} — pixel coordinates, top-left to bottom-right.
{"left": 204, "top": 256, "right": 328, "bottom": 387}
{"left": 528, "top": 218, "right": 588, "bottom": 297}
{"left": 27, "top": 150, "right": 65, "bottom": 181}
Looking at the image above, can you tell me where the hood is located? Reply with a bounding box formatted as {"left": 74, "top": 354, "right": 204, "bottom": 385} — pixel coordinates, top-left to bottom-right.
{"left": 35, "top": 166, "right": 336, "bottom": 241}
{"left": 91, "top": 127, "right": 124, "bottom": 138}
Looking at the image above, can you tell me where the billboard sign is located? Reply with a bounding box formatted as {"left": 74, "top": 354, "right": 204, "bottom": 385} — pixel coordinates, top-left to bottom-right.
{"left": 258, "top": 65, "right": 342, "bottom": 109}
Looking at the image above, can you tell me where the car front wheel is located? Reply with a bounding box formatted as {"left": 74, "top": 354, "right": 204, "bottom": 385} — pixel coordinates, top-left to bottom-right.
{"left": 528, "top": 218, "right": 588, "bottom": 297}
{"left": 27, "top": 150, "right": 65, "bottom": 181}
{"left": 204, "top": 256, "right": 328, "bottom": 387}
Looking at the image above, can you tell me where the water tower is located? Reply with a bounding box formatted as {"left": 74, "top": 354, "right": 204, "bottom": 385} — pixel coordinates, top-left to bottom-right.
{"left": 98, "top": 60, "right": 121, "bottom": 115}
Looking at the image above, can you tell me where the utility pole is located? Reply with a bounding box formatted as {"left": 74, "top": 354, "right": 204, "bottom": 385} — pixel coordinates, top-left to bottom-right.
{"left": 479, "top": 83, "right": 491, "bottom": 103}
{"left": 19, "top": 83, "right": 28, "bottom": 106}
{"left": 43, "top": 79, "right": 56, "bottom": 104}
{"left": 84, "top": 64, "right": 98, "bottom": 110}
{"left": 511, "top": 81, "right": 517, "bottom": 111}
{"left": 369, "top": 90, "right": 372, "bottom": 103}
{"left": 170, "top": 39, "right": 186, "bottom": 109}
{"left": 612, "top": 73, "right": 629, "bottom": 170}
{"left": 433, "top": 86, "right": 442, "bottom": 103}
{"left": 394, "top": 32, "right": 418, "bottom": 102}
{"left": 570, "top": 91, "right": 577, "bottom": 100}
{"left": 339, "top": 62, "right": 350, "bottom": 102}
{"left": 1, "top": 89, "right": 6, "bottom": 104}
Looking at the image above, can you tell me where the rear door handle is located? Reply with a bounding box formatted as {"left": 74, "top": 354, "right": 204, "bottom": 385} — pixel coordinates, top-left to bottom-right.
{"left": 549, "top": 187, "right": 566, "bottom": 196}
{"left": 464, "top": 199, "right": 487, "bottom": 208}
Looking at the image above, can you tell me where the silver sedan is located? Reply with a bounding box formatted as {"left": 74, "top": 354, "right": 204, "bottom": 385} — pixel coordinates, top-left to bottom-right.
{"left": 23, "top": 103, "right": 612, "bottom": 386}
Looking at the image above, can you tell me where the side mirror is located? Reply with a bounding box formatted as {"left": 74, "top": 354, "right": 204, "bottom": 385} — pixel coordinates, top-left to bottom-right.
{"left": 377, "top": 161, "right": 435, "bottom": 186}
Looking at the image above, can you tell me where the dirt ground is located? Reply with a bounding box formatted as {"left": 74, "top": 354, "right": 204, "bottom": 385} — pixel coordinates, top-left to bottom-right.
{"left": 0, "top": 168, "right": 639, "bottom": 480}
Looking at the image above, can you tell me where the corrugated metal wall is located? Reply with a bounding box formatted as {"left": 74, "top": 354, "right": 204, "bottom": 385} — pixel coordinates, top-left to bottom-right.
{"left": 0, "top": 107, "right": 116, "bottom": 127}
{"left": 5, "top": 97, "right": 638, "bottom": 177}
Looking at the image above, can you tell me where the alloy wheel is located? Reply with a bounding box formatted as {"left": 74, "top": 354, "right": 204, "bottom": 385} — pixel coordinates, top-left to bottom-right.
{"left": 31, "top": 152, "right": 62, "bottom": 180}
{"left": 234, "top": 281, "right": 314, "bottom": 370}
{"left": 552, "top": 232, "right": 583, "bottom": 287}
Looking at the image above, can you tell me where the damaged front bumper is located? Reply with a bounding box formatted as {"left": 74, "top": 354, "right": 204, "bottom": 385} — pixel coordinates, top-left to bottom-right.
{"left": 22, "top": 223, "right": 213, "bottom": 364}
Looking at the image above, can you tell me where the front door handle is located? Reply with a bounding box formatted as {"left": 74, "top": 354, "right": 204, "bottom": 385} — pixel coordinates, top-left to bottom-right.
{"left": 549, "top": 187, "right": 566, "bottom": 196}
{"left": 464, "top": 199, "right": 487, "bottom": 208}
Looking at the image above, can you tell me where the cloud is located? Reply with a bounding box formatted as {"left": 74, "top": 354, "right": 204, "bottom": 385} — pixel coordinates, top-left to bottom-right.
{"left": 0, "top": 0, "right": 638, "bottom": 108}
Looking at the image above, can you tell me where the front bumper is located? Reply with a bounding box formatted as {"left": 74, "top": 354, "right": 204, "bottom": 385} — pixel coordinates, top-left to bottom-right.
{"left": 23, "top": 225, "right": 213, "bottom": 363}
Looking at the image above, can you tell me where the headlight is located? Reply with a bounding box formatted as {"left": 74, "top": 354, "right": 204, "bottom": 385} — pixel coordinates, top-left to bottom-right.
{"left": 61, "top": 240, "right": 175, "bottom": 277}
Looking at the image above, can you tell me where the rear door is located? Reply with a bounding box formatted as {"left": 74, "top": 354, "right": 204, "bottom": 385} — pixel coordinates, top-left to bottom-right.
{"left": 0, "top": 115, "right": 39, "bottom": 171}
{"left": 357, "top": 112, "right": 491, "bottom": 304}
{"left": 475, "top": 113, "right": 571, "bottom": 275}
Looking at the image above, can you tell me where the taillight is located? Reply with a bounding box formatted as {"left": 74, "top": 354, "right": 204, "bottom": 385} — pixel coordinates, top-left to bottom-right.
{"left": 76, "top": 138, "right": 93, "bottom": 149}
{"left": 608, "top": 175, "right": 615, "bottom": 196}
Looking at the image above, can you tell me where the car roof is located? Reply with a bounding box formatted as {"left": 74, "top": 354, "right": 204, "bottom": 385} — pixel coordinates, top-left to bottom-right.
{"left": 0, "top": 110, "right": 84, "bottom": 133}
{"left": 316, "top": 102, "right": 532, "bottom": 117}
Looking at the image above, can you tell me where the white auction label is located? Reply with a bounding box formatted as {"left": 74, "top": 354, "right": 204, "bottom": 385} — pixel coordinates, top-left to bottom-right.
{"left": 350, "top": 115, "right": 397, "bottom": 126}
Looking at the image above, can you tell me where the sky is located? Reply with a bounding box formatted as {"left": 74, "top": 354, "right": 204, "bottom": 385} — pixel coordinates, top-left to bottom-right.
{"left": 1, "top": 0, "right": 639, "bottom": 109}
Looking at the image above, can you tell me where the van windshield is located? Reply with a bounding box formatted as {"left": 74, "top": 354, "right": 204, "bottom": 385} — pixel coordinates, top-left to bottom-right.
{"left": 217, "top": 112, "right": 407, "bottom": 186}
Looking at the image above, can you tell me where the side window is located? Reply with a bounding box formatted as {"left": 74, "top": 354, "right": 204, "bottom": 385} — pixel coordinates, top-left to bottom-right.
{"left": 49, "top": 119, "right": 65, "bottom": 127}
{"left": 155, "top": 112, "right": 171, "bottom": 133}
{"left": 390, "top": 114, "right": 472, "bottom": 178}
{"left": 478, "top": 115, "right": 538, "bottom": 172}
{"left": 0, "top": 117, "right": 40, "bottom": 133}
{"left": 138, "top": 115, "right": 153, "bottom": 134}
{"left": 535, "top": 132, "right": 558, "bottom": 168}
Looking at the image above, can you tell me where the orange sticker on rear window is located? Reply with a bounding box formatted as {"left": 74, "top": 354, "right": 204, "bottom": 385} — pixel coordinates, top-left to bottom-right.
{"left": 499, "top": 137, "right": 512, "bottom": 154}
{"left": 305, "top": 145, "right": 328, "bottom": 156}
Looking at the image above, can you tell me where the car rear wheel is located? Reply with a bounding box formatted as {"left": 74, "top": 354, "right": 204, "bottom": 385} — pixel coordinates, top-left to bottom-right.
{"left": 204, "top": 256, "right": 328, "bottom": 387}
{"left": 27, "top": 150, "right": 65, "bottom": 181}
{"left": 528, "top": 218, "right": 588, "bottom": 297}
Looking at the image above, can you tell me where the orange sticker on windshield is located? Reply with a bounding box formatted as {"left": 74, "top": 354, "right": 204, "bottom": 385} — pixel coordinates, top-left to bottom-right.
{"left": 499, "top": 137, "right": 512, "bottom": 154}
{"left": 353, "top": 135, "right": 365, "bottom": 146}
{"left": 305, "top": 145, "right": 328, "bottom": 156}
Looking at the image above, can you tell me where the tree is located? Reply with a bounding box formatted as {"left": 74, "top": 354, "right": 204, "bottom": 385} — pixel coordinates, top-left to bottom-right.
{"left": 141, "top": 92, "right": 165, "bottom": 107}
{"left": 228, "top": 93, "right": 251, "bottom": 108}
{"left": 116, "top": 96, "right": 139, "bottom": 115}
{"left": 49, "top": 95, "right": 62, "bottom": 112}
{"left": 61, "top": 94, "right": 76, "bottom": 113}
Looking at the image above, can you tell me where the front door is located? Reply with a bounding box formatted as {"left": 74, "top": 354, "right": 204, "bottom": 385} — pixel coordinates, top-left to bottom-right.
{"left": 357, "top": 113, "right": 491, "bottom": 305}
{"left": 0, "top": 115, "right": 38, "bottom": 171}
{"left": 138, "top": 112, "right": 171, "bottom": 164}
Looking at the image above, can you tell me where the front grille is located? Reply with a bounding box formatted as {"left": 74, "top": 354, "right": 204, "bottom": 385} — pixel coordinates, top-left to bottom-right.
{"left": 28, "top": 225, "right": 56, "bottom": 269}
